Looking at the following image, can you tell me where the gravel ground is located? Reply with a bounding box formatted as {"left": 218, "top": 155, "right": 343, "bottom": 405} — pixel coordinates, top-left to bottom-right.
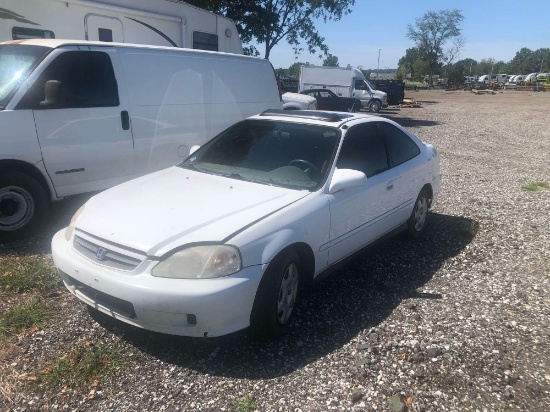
{"left": 1, "top": 89, "right": 549, "bottom": 411}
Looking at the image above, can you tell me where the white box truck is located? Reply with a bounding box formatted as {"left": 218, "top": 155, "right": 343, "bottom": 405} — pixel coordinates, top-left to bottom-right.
{"left": 0, "top": 0, "right": 243, "bottom": 54}
{"left": 0, "top": 39, "right": 281, "bottom": 238}
{"left": 299, "top": 65, "right": 387, "bottom": 112}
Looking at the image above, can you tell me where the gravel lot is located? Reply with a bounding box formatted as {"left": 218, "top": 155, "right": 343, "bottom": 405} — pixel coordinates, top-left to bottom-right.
{"left": 1, "top": 89, "right": 549, "bottom": 411}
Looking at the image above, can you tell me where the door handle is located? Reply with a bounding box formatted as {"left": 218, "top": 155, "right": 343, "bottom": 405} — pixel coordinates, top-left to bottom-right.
{"left": 121, "top": 111, "right": 130, "bottom": 130}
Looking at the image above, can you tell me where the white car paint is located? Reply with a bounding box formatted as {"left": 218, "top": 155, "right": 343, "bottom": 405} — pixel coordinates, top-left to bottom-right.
{"left": 282, "top": 92, "right": 317, "bottom": 110}
{"left": 52, "top": 111, "right": 441, "bottom": 338}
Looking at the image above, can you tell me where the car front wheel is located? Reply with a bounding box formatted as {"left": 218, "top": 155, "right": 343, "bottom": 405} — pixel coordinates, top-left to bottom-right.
{"left": 251, "top": 250, "right": 301, "bottom": 337}
{"left": 368, "top": 100, "right": 382, "bottom": 113}
{"left": 407, "top": 188, "right": 430, "bottom": 238}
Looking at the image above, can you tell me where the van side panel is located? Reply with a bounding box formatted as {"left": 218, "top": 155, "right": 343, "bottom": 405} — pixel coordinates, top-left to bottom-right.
{"left": 0, "top": 110, "right": 43, "bottom": 166}
{"left": 120, "top": 50, "right": 281, "bottom": 174}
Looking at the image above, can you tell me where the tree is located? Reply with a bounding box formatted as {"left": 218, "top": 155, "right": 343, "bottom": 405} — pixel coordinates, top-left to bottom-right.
{"left": 185, "top": 0, "right": 356, "bottom": 59}
{"left": 396, "top": 47, "right": 421, "bottom": 79}
{"left": 287, "top": 61, "right": 305, "bottom": 78}
{"left": 406, "top": 9, "right": 464, "bottom": 82}
{"left": 323, "top": 54, "right": 339, "bottom": 67}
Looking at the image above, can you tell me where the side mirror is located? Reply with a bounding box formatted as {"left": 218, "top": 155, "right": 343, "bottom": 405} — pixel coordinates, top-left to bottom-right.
{"left": 329, "top": 168, "right": 367, "bottom": 194}
{"left": 40, "top": 80, "right": 65, "bottom": 108}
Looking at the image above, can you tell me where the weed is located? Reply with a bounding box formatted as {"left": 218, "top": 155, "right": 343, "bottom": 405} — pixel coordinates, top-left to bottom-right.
{"left": 0, "top": 299, "right": 53, "bottom": 338}
{"left": 230, "top": 394, "right": 258, "bottom": 412}
{"left": 39, "top": 342, "right": 124, "bottom": 393}
{"left": 521, "top": 181, "right": 549, "bottom": 191}
{"left": 0, "top": 255, "right": 61, "bottom": 292}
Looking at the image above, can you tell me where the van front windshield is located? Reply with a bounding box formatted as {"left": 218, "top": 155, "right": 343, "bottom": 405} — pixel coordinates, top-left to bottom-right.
{"left": 0, "top": 45, "right": 50, "bottom": 109}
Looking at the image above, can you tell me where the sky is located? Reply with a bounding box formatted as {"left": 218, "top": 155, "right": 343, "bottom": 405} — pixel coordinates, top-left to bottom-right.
{"left": 264, "top": 0, "right": 550, "bottom": 70}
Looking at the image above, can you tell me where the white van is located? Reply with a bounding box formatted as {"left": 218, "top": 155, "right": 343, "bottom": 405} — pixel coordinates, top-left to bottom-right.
{"left": 0, "top": 39, "right": 282, "bottom": 237}
{"left": 299, "top": 65, "right": 388, "bottom": 112}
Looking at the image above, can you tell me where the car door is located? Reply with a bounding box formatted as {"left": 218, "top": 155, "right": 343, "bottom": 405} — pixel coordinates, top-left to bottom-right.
{"left": 18, "top": 48, "right": 134, "bottom": 197}
{"left": 327, "top": 122, "right": 401, "bottom": 265}
{"left": 379, "top": 122, "right": 426, "bottom": 224}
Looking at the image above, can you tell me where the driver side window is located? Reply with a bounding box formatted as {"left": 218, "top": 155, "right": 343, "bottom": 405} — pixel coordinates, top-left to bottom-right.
{"left": 336, "top": 123, "right": 389, "bottom": 177}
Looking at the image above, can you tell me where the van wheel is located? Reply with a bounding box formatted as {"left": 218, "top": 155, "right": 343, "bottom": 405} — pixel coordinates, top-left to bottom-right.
{"left": 250, "top": 250, "right": 301, "bottom": 337}
{"left": 0, "top": 171, "right": 48, "bottom": 239}
{"left": 368, "top": 100, "right": 381, "bottom": 113}
{"left": 407, "top": 188, "right": 430, "bottom": 238}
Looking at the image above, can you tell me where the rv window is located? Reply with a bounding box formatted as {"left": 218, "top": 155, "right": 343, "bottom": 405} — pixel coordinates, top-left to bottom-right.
{"left": 193, "top": 32, "right": 218, "bottom": 51}
{"left": 17, "top": 51, "right": 119, "bottom": 110}
{"left": 12, "top": 27, "right": 55, "bottom": 40}
{"left": 98, "top": 28, "right": 114, "bottom": 42}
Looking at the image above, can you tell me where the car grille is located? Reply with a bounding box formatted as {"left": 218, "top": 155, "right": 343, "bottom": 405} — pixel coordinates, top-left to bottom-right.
{"left": 73, "top": 231, "right": 146, "bottom": 271}
{"left": 61, "top": 271, "right": 136, "bottom": 319}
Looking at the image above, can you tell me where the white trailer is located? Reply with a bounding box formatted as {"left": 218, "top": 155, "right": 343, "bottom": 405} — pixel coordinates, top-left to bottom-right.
{"left": 299, "top": 65, "right": 387, "bottom": 112}
{"left": 0, "top": 0, "right": 243, "bottom": 54}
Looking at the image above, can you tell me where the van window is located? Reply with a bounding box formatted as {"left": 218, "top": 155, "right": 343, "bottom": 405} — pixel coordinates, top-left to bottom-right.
{"left": 12, "top": 27, "right": 55, "bottom": 40}
{"left": 193, "top": 32, "right": 218, "bottom": 51}
{"left": 17, "top": 51, "right": 119, "bottom": 110}
{"left": 381, "top": 123, "right": 420, "bottom": 167}
{"left": 354, "top": 80, "right": 366, "bottom": 90}
{"left": 337, "top": 123, "right": 389, "bottom": 177}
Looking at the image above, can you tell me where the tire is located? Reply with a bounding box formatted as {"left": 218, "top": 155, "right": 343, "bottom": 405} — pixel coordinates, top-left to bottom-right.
{"left": 368, "top": 100, "right": 382, "bottom": 113}
{"left": 406, "top": 188, "right": 430, "bottom": 238}
{"left": 0, "top": 170, "right": 48, "bottom": 240}
{"left": 250, "top": 250, "right": 301, "bottom": 337}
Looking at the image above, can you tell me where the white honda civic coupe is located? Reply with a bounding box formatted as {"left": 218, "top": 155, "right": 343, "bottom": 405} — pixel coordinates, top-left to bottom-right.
{"left": 52, "top": 110, "right": 441, "bottom": 338}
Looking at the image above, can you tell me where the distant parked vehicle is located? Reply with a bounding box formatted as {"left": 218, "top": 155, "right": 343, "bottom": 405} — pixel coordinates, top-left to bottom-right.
{"left": 524, "top": 73, "right": 539, "bottom": 84}
{"left": 282, "top": 92, "right": 317, "bottom": 110}
{"left": 300, "top": 89, "right": 361, "bottom": 112}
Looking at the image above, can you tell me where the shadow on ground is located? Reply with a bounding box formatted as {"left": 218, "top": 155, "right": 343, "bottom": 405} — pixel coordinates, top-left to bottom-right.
{"left": 88, "top": 212, "right": 477, "bottom": 380}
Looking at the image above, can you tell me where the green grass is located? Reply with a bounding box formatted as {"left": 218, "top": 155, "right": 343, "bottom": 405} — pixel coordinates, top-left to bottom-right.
{"left": 521, "top": 181, "right": 549, "bottom": 191}
{"left": 39, "top": 342, "right": 125, "bottom": 392}
{"left": 0, "top": 299, "right": 53, "bottom": 339}
{"left": 230, "top": 395, "right": 258, "bottom": 412}
{"left": 0, "top": 255, "right": 61, "bottom": 292}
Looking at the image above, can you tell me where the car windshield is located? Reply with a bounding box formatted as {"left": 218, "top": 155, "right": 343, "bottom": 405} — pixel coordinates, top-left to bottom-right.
{"left": 180, "top": 119, "right": 340, "bottom": 190}
{"left": 0, "top": 45, "right": 50, "bottom": 109}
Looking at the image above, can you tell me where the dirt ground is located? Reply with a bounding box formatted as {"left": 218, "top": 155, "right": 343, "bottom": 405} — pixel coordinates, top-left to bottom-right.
{"left": 1, "top": 88, "right": 549, "bottom": 411}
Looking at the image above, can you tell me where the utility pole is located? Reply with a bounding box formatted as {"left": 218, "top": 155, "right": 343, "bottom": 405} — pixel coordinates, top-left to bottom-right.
{"left": 377, "top": 48, "right": 382, "bottom": 79}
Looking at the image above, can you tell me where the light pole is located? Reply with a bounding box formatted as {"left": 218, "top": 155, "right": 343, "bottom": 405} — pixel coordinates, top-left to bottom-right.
{"left": 377, "top": 48, "right": 382, "bottom": 79}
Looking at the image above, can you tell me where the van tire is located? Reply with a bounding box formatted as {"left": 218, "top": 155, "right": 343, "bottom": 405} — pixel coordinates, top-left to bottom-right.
{"left": 368, "top": 100, "right": 382, "bottom": 113}
{"left": 250, "top": 250, "right": 301, "bottom": 338}
{"left": 0, "top": 171, "right": 48, "bottom": 240}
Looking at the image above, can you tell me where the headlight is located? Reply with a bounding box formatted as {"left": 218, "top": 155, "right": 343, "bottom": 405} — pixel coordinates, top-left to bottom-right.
{"left": 152, "top": 245, "right": 242, "bottom": 279}
{"left": 65, "top": 205, "right": 85, "bottom": 241}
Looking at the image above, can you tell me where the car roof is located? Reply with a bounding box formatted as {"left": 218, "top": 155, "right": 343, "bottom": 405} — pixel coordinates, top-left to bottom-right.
{"left": 250, "top": 109, "right": 377, "bottom": 127}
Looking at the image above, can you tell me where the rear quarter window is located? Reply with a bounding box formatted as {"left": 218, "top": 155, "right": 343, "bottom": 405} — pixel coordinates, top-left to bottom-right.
{"left": 381, "top": 123, "right": 421, "bottom": 167}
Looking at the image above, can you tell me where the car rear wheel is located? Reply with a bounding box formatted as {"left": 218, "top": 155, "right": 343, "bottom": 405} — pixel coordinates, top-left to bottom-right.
{"left": 0, "top": 171, "right": 48, "bottom": 240}
{"left": 407, "top": 188, "right": 430, "bottom": 238}
{"left": 251, "top": 250, "right": 301, "bottom": 337}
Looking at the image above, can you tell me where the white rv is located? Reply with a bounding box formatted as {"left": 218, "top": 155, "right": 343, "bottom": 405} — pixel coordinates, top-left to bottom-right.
{"left": 299, "top": 65, "right": 387, "bottom": 112}
{"left": 0, "top": 0, "right": 243, "bottom": 54}
{"left": 0, "top": 39, "right": 281, "bottom": 238}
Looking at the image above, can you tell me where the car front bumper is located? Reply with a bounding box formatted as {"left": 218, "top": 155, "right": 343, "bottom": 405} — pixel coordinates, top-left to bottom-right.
{"left": 51, "top": 230, "right": 265, "bottom": 337}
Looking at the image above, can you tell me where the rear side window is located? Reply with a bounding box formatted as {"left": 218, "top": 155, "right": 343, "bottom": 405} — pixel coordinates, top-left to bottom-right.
{"left": 17, "top": 51, "right": 119, "bottom": 110}
{"left": 381, "top": 123, "right": 420, "bottom": 166}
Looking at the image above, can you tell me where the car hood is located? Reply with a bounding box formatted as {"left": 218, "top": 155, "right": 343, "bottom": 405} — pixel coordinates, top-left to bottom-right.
{"left": 76, "top": 167, "right": 309, "bottom": 256}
